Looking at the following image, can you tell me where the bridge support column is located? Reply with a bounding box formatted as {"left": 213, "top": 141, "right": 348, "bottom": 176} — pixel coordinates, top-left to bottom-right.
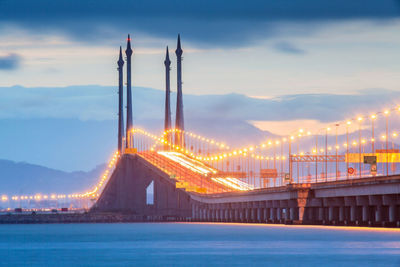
{"left": 277, "top": 208, "right": 281, "bottom": 221}
{"left": 263, "top": 208, "right": 268, "bottom": 223}
{"left": 298, "top": 206, "right": 305, "bottom": 222}
{"left": 389, "top": 205, "right": 396, "bottom": 223}
{"left": 328, "top": 206, "right": 334, "bottom": 223}
{"left": 270, "top": 208, "right": 275, "bottom": 222}
{"left": 318, "top": 207, "right": 324, "bottom": 221}
{"left": 195, "top": 206, "right": 200, "bottom": 221}
{"left": 362, "top": 206, "right": 369, "bottom": 223}
{"left": 350, "top": 206, "right": 356, "bottom": 222}
{"left": 197, "top": 206, "right": 201, "bottom": 221}
{"left": 289, "top": 208, "right": 295, "bottom": 221}
{"left": 375, "top": 206, "right": 382, "bottom": 223}
{"left": 339, "top": 206, "right": 344, "bottom": 222}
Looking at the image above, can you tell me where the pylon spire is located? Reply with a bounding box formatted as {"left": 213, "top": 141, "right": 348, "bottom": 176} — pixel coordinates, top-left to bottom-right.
{"left": 125, "top": 34, "right": 133, "bottom": 149}
{"left": 164, "top": 46, "right": 171, "bottom": 149}
{"left": 117, "top": 46, "right": 125, "bottom": 154}
{"left": 175, "top": 34, "right": 184, "bottom": 148}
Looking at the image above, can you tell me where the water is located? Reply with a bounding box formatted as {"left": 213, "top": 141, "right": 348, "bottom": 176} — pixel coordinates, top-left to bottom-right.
{"left": 0, "top": 223, "right": 399, "bottom": 266}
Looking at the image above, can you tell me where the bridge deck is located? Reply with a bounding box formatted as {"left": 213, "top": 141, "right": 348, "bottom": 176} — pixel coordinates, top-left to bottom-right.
{"left": 138, "top": 151, "right": 232, "bottom": 194}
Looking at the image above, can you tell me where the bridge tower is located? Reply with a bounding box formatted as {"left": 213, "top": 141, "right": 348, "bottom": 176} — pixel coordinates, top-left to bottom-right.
{"left": 125, "top": 34, "right": 134, "bottom": 149}
{"left": 117, "top": 47, "right": 125, "bottom": 153}
{"left": 164, "top": 46, "right": 172, "bottom": 149}
{"left": 175, "top": 34, "right": 185, "bottom": 148}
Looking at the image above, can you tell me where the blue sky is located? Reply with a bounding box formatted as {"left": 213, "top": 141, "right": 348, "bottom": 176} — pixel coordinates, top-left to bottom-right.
{"left": 0, "top": 1, "right": 400, "bottom": 170}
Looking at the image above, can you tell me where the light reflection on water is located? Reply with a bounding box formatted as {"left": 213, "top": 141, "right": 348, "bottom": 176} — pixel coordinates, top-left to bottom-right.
{"left": 0, "top": 222, "right": 399, "bottom": 266}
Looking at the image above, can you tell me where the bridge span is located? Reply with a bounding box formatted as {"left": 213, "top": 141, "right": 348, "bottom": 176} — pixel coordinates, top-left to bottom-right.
{"left": 92, "top": 151, "right": 400, "bottom": 227}
{"left": 191, "top": 175, "right": 400, "bottom": 227}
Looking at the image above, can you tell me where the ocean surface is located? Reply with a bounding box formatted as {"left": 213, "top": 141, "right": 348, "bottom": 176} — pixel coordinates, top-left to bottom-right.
{"left": 0, "top": 223, "right": 399, "bottom": 266}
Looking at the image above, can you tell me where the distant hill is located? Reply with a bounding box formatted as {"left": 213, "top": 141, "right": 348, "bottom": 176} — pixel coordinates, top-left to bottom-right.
{"left": 0, "top": 159, "right": 106, "bottom": 195}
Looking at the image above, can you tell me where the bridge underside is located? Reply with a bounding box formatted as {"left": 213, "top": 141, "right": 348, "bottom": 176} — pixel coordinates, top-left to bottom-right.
{"left": 191, "top": 176, "right": 400, "bottom": 227}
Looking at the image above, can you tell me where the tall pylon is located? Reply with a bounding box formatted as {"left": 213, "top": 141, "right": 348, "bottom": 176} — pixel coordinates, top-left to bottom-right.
{"left": 164, "top": 46, "right": 172, "bottom": 149}
{"left": 175, "top": 34, "right": 185, "bottom": 148}
{"left": 117, "top": 47, "right": 125, "bottom": 154}
{"left": 125, "top": 34, "right": 133, "bottom": 148}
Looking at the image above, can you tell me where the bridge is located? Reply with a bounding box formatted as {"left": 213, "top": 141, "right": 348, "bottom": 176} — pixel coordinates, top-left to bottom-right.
{"left": 2, "top": 35, "right": 400, "bottom": 227}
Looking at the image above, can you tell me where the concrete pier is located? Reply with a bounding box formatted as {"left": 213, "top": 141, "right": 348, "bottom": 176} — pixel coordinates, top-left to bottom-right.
{"left": 191, "top": 176, "right": 400, "bottom": 227}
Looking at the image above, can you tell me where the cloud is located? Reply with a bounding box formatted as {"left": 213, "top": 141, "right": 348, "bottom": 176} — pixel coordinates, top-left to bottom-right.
{"left": 274, "top": 42, "right": 305, "bottom": 54}
{"left": 1, "top": 85, "right": 399, "bottom": 171}
{"left": 1, "top": 85, "right": 399, "bottom": 124}
{"left": 0, "top": 53, "right": 20, "bottom": 70}
{"left": 0, "top": 0, "right": 399, "bottom": 47}
{"left": 249, "top": 119, "right": 371, "bottom": 136}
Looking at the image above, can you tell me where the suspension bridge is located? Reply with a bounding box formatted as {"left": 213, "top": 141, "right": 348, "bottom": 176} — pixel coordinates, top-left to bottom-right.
{"left": 1, "top": 35, "right": 400, "bottom": 227}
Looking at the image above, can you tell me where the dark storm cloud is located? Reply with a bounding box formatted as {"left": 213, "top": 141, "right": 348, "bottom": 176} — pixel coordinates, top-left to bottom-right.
{"left": 0, "top": 53, "right": 20, "bottom": 70}
{"left": 0, "top": 0, "right": 399, "bottom": 46}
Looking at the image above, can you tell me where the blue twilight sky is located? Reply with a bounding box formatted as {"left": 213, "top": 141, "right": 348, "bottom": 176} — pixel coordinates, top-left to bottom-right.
{"left": 1, "top": 0, "right": 400, "bottom": 171}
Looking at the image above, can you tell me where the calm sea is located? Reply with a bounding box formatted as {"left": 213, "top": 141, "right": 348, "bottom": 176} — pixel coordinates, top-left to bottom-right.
{"left": 0, "top": 223, "right": 399, "bottom": 266}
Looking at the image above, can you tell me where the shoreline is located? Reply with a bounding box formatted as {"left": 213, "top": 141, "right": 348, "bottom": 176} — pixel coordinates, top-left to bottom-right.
{"left": 1, "top": 213, "right": 400, "bottom": 229}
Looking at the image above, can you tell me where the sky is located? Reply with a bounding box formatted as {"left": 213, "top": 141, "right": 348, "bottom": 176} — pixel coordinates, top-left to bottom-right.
{"left": 1, "top": 0, "right": 400, "bottom": 171}
{"left": 0, "top": 0, "right": 400, "bottom": 96}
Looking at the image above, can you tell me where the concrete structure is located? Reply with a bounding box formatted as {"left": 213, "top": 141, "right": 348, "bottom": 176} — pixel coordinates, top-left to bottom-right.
{"left": 164, "top": 46, "right": 172, "bottom": 147}
{"left": 117, "top": 47, "right": 124, "bottom": 153}
{"left": 92, "top": 154, "right": 192, "bottom": 219}
{"left": 125, "top": 34, "right": 133, "bottom": 148}
{"left": 174, "top": 34, "right": 184, "bottom": 148}
{"left": 93, "top": 153, "right": 400, "bottom": 227}
{"left": 191, "top": 176, "right": 400, "bottom": 227}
